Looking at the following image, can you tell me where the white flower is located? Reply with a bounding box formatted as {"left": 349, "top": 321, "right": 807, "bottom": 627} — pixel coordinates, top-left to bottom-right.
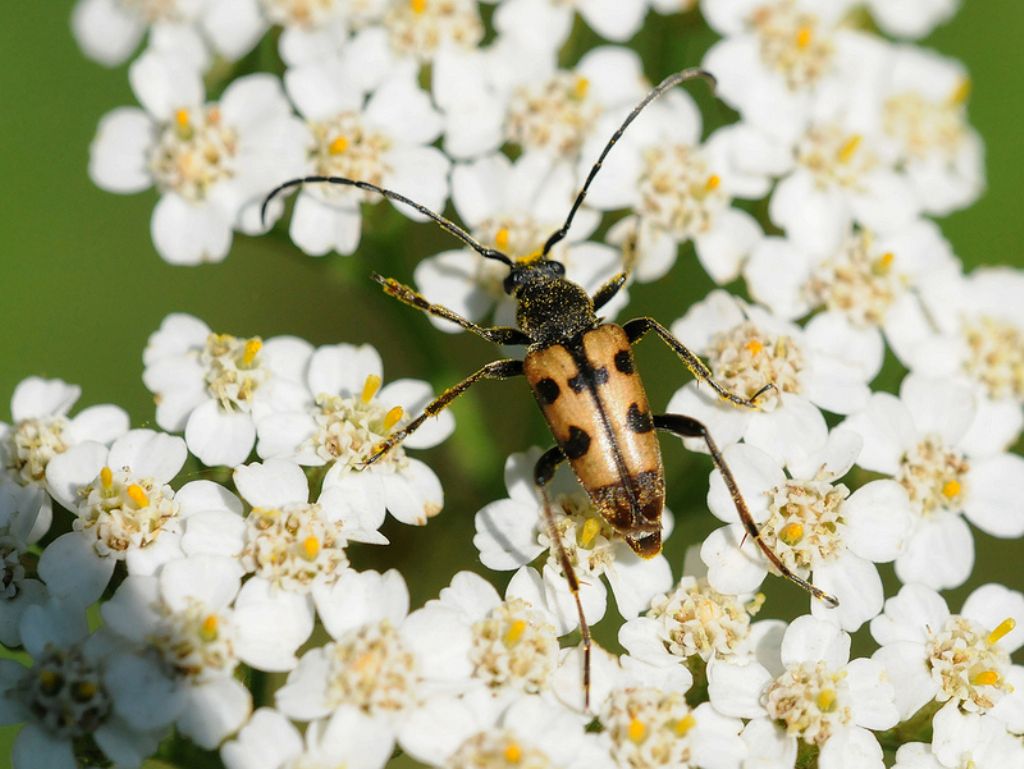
{"left": 666, "top": 290, "right": 877, "bottom": 469}
{"left": 0, "top": 376, "right": 129, "bottom": 545}
{"left": 871, "top": 582, "right": 1024, "bottom": 733}
{"left": 701, "top": 429, "right": 911, "bottom": 630}
{"left": 414, "top": 152, "right": 623, "bottom": 332}
{"left": 400, "top": 691, "right": 613, "bottom": 769}
{"left": 40, "top": 429, "right": 188, "bottom": 605}
{"left": 869, "top": 45, "right": 984, "bottom": 216}
{"left": 88, "top": 51, "right": 307, "bottom": 264}
{"left": 257, "top": 342, "right": 451, "bottom": 526}
{"left": 709, "top": 615, "right": 898, "bottom": 769}
{"left": 0, "top": 487, "right": 47, "bottom": 647}
{"left": 0, "top": 601, "right": 163, "bottom": 769}
{"left": 744, "top": 220, "right": 959, "bottom": 354}
{"left": 214, "top": 0, "right": 353, "bottom": 67}
{"left": 71, "top": 0, "right": 262, "bottom": 69}
{"left": 222, "top": 706, "right": 393, "bottom": 769}
{"left": 928, "top": 705, "right": 1024, "bottom": 768}
{"left": 582, "top": 93, "right": 764, "bottom": 283}
{"left": 884, "top": 266, "right": 1024, "bottom": 455}
{"left": 143, "top": 313, "right": 312, "bottom": 466}
{"left": 839, "top": 373, "right": 1024, "bottom": 590}
{"left": 493, "top": 0, "right": 650, "bottom": 53}
{"left": 275, "top": 569, "right": 473, "bottom": 739}
{"left": 865, "top": 0, "right": 960, "bottom": 40}
{"left": 281, "top": 59, "right": 450, "bottom": 257}
{"left": 474, "top": 449, "right": 674, "bottom": 629}
{"left": 100, "top": 556, "right": 257, "bottom": 748}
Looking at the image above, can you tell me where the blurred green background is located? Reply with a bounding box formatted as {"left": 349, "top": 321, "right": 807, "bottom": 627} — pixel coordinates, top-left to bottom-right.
{"left": 1, "top": 3, "right": 1022, "bottom": 767}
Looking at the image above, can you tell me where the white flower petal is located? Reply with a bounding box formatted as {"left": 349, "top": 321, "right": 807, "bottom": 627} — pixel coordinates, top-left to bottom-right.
{"left": 233, "top": 458, "right": 309, "bottom": 508}
{"left": 38, "top": 531, "right": 114, "bottom": 607}
{"left": 810, "top": 552, "right": 882, "bottom": 632}
{"left": 708, "top": 657, "right": 771, "bottom": 718}
{"left": 817, "top": 725, "right": 884, "bottom": 769}
{"left": 185, "top": 401, "right": 256, "bottom": 467}
{"left": 895, "top": 514, "right": 974, "bottom": 590}
{"left": 962, "top": 454, "right": 1024, "bottom": 538}
{"left": 780, "top": 615, "right": 850, "bottom": 668}
{"left": 13, "top": 723, "right": 76, "bottom": 769}
{"left": 178, "top": 677, "right": 252, "bottom": 749}
{"left": 843, "top": 480, "right": 913, "bottom": 562}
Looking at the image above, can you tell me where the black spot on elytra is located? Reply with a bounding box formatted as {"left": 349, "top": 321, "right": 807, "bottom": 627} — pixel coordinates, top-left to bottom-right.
{"left": 627, "top": 403, "right": 654, "bottom": 433}
{"left": 568, "top": 365, "right": 609, "bottom": 392}
{"left": 614, "top": 349, "right": 634, "bottom": 375}
{"left": 563, "top": 426, "right": 592, "bottom": 459}
{"left": 534, "top": 377, "right": 560, "bottom": 405}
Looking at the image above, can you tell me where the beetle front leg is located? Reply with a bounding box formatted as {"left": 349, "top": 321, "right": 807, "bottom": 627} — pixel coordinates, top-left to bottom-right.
{"left": 653, "top": 413, "right": 839, "bottom": 608}
{"left": 363, "top": 359, "right": 524, "bottom": 466}
{"left": 534, "top": 445, "right": 593, "bottom": 713}
{"left": 623, "top": 317, "right": 774, "bottom": 408}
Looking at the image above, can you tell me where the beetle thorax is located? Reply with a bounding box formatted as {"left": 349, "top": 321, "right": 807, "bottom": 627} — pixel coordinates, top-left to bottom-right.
{"left": 514, "top": 277, "right": 596, "bottom": 345}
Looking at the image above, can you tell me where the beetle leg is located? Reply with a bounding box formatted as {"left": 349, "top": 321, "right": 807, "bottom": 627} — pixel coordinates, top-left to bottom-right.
{"left": 363, "top": 359, "right": 524, "bottom": 467}
{"left": 623, "top": 317, "right": 776, "bottom": 409}
{"left": 372, "top": 273, "right": 532, "bottom": 346}
{"left": 534, "top": 445, "right": 593, "bottom": 713}
{"left": 653, "top": 413, "right": 839, "bottom": 608}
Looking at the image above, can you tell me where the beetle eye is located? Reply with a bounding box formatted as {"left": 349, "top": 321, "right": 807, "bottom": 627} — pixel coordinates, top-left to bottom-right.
{"left": 551, "top": 260, "right": 566, "bottom": 276}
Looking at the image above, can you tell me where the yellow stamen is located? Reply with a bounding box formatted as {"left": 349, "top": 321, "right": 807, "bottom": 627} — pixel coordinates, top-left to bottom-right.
{"left": 942, "top": 479, "right": 961, "bottom": 499}
{"left": 779, "top": 522, "right": 804, "bottom": 546}
{"left": 816, "top": 688, "right": 837, "bottom": 712}
{"left": 383, "top": 406, "right": 404, "bottom": 432}
{"left": 972, "top": 670, "right": 1001, "bottom": 687}
{"left": 126, "top": 484, "right": 149, "bottom": 508}
{"left": 175, "top": 108, "right": 190, "bottom": 129}
{"left": 674, "top": 713, "right": 696, "bottom": 736}
{"left": 504, "top": 743, "right": 523, "bottom": 764}
{"left": 627, "top": 717, "right": 647, "bottom": 743}
{"left": 410, "top": 0, "right": 426, "bottom": 13}
{"left": 361, "top": 374, "right": 382, "bottom": 404}
{"left": 837, "top": 134, "right": 862, "bottom": 164}
{"left": 987, "top": 618, "right": 1016, "bottom": 646}
{"left": 745, "top": 339, "right": 764, "bottom": 356}
{"left": 573, "top": 76, "right": 590, "bottom": 100}
{"left": 199, "top": 614, "right": 219, "bottom": 642}
{"left": 705, "top": 173, "right": 721, "bottom": 192}
{"left": 504, "top": 618, "right": 527, "bottom": 646}
{"left": 71, "top": 681, "right": 98, "bottom": 701}
{"left": 328, "top": 135, "right": 349, "bottom": 155}
{"left": 301, "top": 535, "right": 321, "bottom": 560}
{"left": 242, "top": 338, "right": 262, "bottom": 366}
{"left": 495, "top": 226, "right": 511, "bottom": 252}
{"left": 38, "top": 669, "right": 60, "bottom": 693}
{"left": 949, "top": 77, "right": 971, "bottom": 105}
{"left": 100, "top": 466, "right": 113, "bottom": 489}
{"left": 872, "top": 251, "right": 895, "bottom": 276}
{"left": 795, "top": 25, "right": 813, "bottom": 50}
{"left": 579, "top": 517, "right": 602, "bottom": 548}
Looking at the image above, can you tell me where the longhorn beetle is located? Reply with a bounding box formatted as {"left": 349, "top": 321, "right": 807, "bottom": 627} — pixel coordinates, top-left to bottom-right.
{"left": 262, "top": 67, "right": 839, "bottom": 710}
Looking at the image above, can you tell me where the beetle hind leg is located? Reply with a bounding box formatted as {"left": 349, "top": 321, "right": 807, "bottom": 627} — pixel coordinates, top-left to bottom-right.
{"left": 534, "top": 446, "right": 593, "bottom": 713}
{"left": 653, "top": 413, "right": 840, "bottom": 608}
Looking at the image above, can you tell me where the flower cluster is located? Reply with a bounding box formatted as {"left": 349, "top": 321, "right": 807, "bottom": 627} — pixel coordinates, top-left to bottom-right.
{"left": 1, "top": 1, "right": 1020, "bottom": 768}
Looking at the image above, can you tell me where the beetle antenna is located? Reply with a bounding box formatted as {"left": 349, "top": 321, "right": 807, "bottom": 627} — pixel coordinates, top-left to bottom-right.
{"left": 260, "top": 174, "right": 514, "bottom": 267}
{"left": 541, "top": 67, "right": 717, "bottom": 257}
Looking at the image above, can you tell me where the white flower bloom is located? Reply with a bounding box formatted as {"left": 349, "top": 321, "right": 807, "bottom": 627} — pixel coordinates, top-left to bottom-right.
{"left": 869, "top": 46, "right": 984, "bottom": 216}
{"left": 222, "top": 706, "right": 393, "bottom": 769}
{"left": 666, "top": 290, "right": 877, "bottom": 468}
{"left": 474, "top": 449, "right": 674, "bottom": 629}
{"left": 88, "top": 51, "right": 307, "bottom": 264}
{"left": 211, "top": 0, "right": 355, "bottom": 67}
{"left": 100, "top": 555, "right": 258, "bottom": 748}
{"left": 871, "top": 582, "right": 1024, "bottom": 733}
{"left": 701, "top": 0, "right": 870, "bottom": 144}
{"left": 414, "top": 152, "right": 625, "bottom": 331}
{"left": 709, "top": 615, "right": 898, "bottom": 769}
{"left": 143, "top": 313, "right": 312, "bottom": 466}
{"left": 257, "top": 342, "right": 451, "bottom": 526}
{"left": 865, "top": 0, "right": 960, "bottom": 40}
{"left": 744, "top": 221, "right": 959, "bottom": 355}
{"left": 701, "top": 429, "right": 911, "bottom": 630}
{"left": 493, "top": 0, "right": 650, "bottom": 53}
{"left": 0, "top": 601, "right": 163, "bottom": 769}
{"left": 275, "top": 569, "right": 473, "bottom": 740}
{"left": 0, "top": 376, "right": 129, "bottom": 545}
{"left": 884, "top": 267, "right": 1024, "bottom": 455}
{"left": 0, "top": 487, "right": 47, "bottom": 647}
{"left": 281, "top": 58, "right": 450, "bottom": 256}
{"left": 583, "top": 93, "right": 765, "bottom": 283}
{"left": 40, "top": 429, "right": 189, "bottom": 605}
{"left": 929, "top": 704, "right": 1024, "bottom": 768}
{"left": 839, "top": 373, "right": 1024, "bottom": 589}
{"left": 400, "top": 691, "right": 613, "bottom": 769}
{"left": 71, "top": 0, "right": 262, "bottom": 69}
